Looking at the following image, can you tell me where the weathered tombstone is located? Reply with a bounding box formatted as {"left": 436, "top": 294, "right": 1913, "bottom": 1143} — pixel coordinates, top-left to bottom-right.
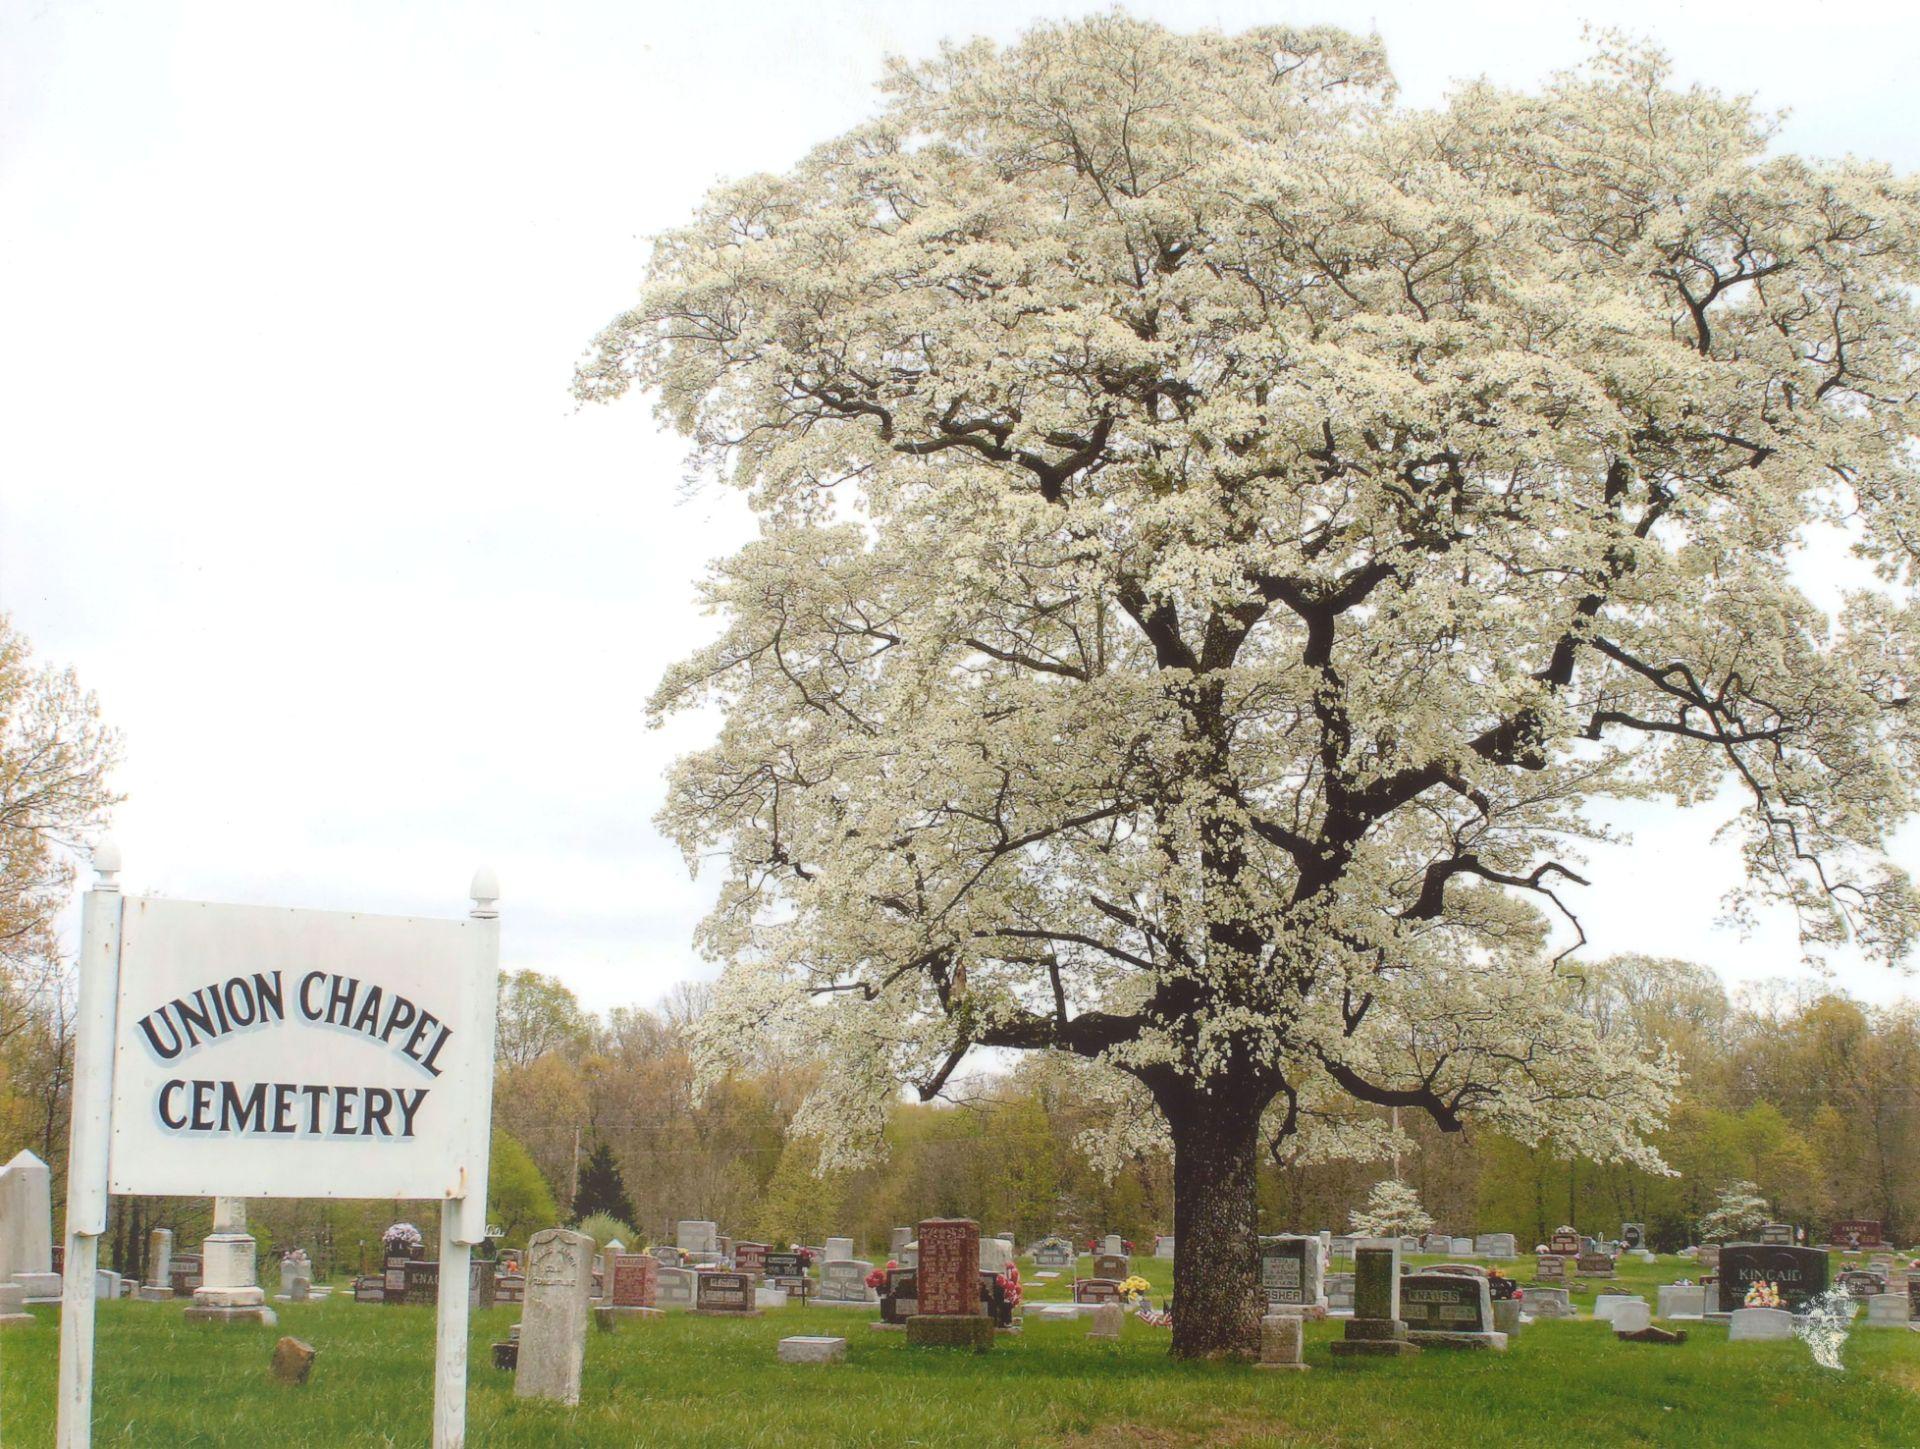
{"left": 650, "top": 1245, "right": 685, "bottom": 1267}
{"left": 1087, "top": 1302, "right": 1123, "bottom": 1340}
{"left": 0, "top": 1282, "right": 32, "bottom": 1326}
{"left": 1758, "top": 1223, "right": 1796, "bottom": 1247}
{"left": 824, "top": 1236, "right": 856, "bottom": 1262}
{"left": 890, "top": 1226, "right": 912, "bottom": 1255}
{"left": 1593, "top": 1293, "right": 1645, "bottom": 1323}
{"left": 1325, "top": 1271, "right": 1355, "bottom": 1314}
{"left": 818, "top": 1258, "right": 876, "bottom": 1304}
{"left": 905, "top": 1218, "right": 992, "bottom": 1349}
{"left": 494, "top": 1272, "right": 525, "bottom": 1304}
{"left": 402, "top": 1259, "right": 440, "bottom": 1307}
{"left": 1031, "top": 1236, "right": 1075, "bottom": 1270}
{"left": 1610, "top": 1300, "right": 1652, "bottom": 1336}
{"left": 515, "top": 1228, "right": 594, "bottom": 1406}
{"left": 1548, "top": 1226, "right": 1581, "bottom": 1256}
{"left": 353, "top": 1277, "right": 386, "bottom": 1304}
{"left": 1620, "top": 1223, "right": 1645, "bottom": 1251}
{"left": 1729, "top": 1306, "right": 1794, "bottom": 1341}
{"left": 1329, "top": 1235, "right": 1357, "bottom": 1260}
{"left": 676, "top": 1220, "right": 719, "bottom": 1257}
{"left": 1719, "top": 1243, "right": 1829, "bottom": 1314}
{"left": 1535, "top": 1253, "right": 1567, "bottom": 1282}
{"left": 655, "top": 1266, "right": 698, "bottom": 1308}
{"left": 1257, "top": 1235, "right": 1326, "bottom": 1315}
{"left": 270, "top": 1336, "right": 316, "bottom": 1385}
{"left": 778, "top": 1335, "right": 847, "bottom": 1364}
{"left": 1092, "top": 1252, "right": 1130, "bottom": 1281}
{"left": 1576, "top": 1251, "right": 1616, "bottom": 1279}
{"left": 1420, "top": 1232, "right": 1452, "bottom": 1254}
{"left": 1102, "top": 1234, "right": 1124, "bottom": 1256}
{"left": 1866, "top": 1293, "right": 1909, "bottom": 1326}
{"left": 185, "top": 1198, "right": 275, "bottom": 1326}
{"left": 1657, "top": 1284, "right": 1706, "bottom": 1318}
{"left": 611, "top": 1253, "right": 658, "bottom": 1311}
{"left": 1526, "top": 1286, "right": 1574, "bottom": 1319}
{"left": 1697, "top": 1243, "right": 1721, "bottom": 1273}
{"left": 695, "top": 1270, "right": 758, "bottom": 1315}
{"left": 1329, "top": 1239, "right": 1418, "bottom": 1359}
{"left": 1399, "top": 1271, "right": 1507, "bottom": 1349}
{"left": 1155, "top": 1235, "right": 1175, "bottom": 1261}
{"left": 1473, "top": 1233, "right": 1516, "bottom": 1260}
{"left": 734, "top": 1241, "right": 770, "bottom": 1277}
{"left": 1256, "top": 1313, "right": 1307, "bottom": 1370}
{"left": 0, "top": 1150, "right": 53, "bottom": 1295}
{"left": 143, "top": 1228, "right": 174, "bottom": 1300}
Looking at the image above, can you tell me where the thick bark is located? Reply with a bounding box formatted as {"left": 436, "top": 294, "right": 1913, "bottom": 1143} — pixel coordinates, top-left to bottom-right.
{"left": 1163, "top": 1077, "right": 1272, "bottom": 1359}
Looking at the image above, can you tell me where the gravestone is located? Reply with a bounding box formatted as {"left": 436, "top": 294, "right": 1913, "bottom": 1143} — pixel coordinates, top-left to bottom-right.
{"left": 0, "top": 1150, "right": 53, "bottom": 1290}
{"left": 1329, "top": 1239, "right": 1418, "bottom": 1359}
{"left": 515, "top": 1228, "right": 594, "bottom": 1405}
{"left": 651, "top": 1245, "right": 686, "bottom": 1267}
{"left": 140, "top": 1227, "right": 175, "bottom": 1300}
{"left": 906, "top": 1219, "right": 992, "bottom": 1350}
{"left": 1257, "top": 1235, "right": 1326, "bottom": 1314}
{"left": 1594, "top": 1293, "right": 1646, "bottom": 1323}
{"left": 1102, "top": 1234, "right": 1123, "bottom": 1256}
{"left": 1329, "top": 1235, "right": 1357, "bottom": 1260}
{"left": 185, "top": 1197, "right": 274, "bottom": 1326}
{"left": 1548, "top": 1227, "right": 1581, "bottom": 1256}
{"left": 890, "top": 1226, "right": 912, "bottom": 1254}
{"left": 1910, "top": 1278, "right": 1920, "bottom": 1320}
{"left": 824, "top": 1236, "right": 856, "bottom": 1261}
{"left": 1657, "top": 1284, "right": 1706, "bottom": 1318}
{"left": 818, "top": 1258, "right": 876, "bottom": 1304}
{"left": 979, "top": 1237, "right": 1015, "bottom": 1275}
{"left": 1399, "top": 1271, "right": 1507, "bottom": 1349}
{"left": 1719, "top": 1243, "right": 1829, "bottom": 1314}
{"left": 1092, "top": 1252, "right": 1129, "bottom": 1281}
{"left": 1087, "top": 1302, "right": 1123, "bottom": 1340}
{"left": 676, "top": 1221, "right": 719, "bottom": 1257}
{"left": 611, "top": 1253, "right": 658, "bottom": 1311}
{"left": 1696, "top": 1243, "right": 1721, "bottom": 1273}
{"left": 1473, "top": 1233, "right": 1516, "bottom": 1260}
{"left": 1866, "top": 1294, "right": 1909, "bottom": 1326}
{"left": 880, "top": 1266, "right": 918, "bottom": 1325}
{"left": 353, "top": 1276, "right": 385, "bottom": 1304}
{"left": 1421, "top": 1232, "right": 1452, "bottom": 1254}
{"left": 1758, "top": 1223, "right": 1796, "bottom": 1247}
{"left": 1610, "top": 1300, "right": 1652, "bottom": 1335}
{"left": 1576, "top": 1251, "right": 1616, "bottom": 1279}
{"left": 1155, "top": 1236, "right": 1175, "bottom": 1261}
{"left": 1620, "top": 1223, "right": 1645, "bottom": 1251}
{"left": 1256, "top": 1313, "right": 1307, "bottom": 1371}
{"left": 734, "top": 1241, "right": 770, "bottom": 1277}
{"left": 695, "top": 1271, "right": 758, "bottom": 1315}
{"left": 1839, "top": 1268, "right": 1887, "bottom": 1299}
{"left": 655, "top": 1266, "right": 698, "bottom": 1308}
{"left": 495, "top": 1273, "right": 525, "bottom": 1304}
{"left": 1032, "top": 1237, "right": 1075, "bottom": 1270}
{"left": 1728, "top": 1306, "right": 1794, "bottom": 1341}
{"left": 470, "top": 1259, "right": 496, "bottom": 1311}
{"left": 1326, "top": 1271, "right": 1355, "bottom": 1314}
{"left": 1830, "top": 1219, "right": 1884, "bottom": 1250}
{"left": 402, "top": 1260, "right": 440, "bottom": 1306}
{"left": 1535, "top": 1254, "right": 1567, "bottom": 1282}
{"left": 778, "top": 1335, "right": 847, "bottom": 1364}
{"left": 1527, "top": 1286, "right": 1574, "bottom": 1319}
{"left": 764, "top": 1251, "right": 804, "bottom": 1280}
{"left": 1073, "top": 1278, "right": 1122, "bottom": 1304}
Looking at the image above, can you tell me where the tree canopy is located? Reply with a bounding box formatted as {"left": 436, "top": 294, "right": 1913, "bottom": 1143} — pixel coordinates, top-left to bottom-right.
{"left": 581, "top": 15, "right": 1920, "bottom": 1353}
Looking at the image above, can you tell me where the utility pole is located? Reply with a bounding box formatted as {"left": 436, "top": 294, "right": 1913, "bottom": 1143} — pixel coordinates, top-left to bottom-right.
{"left": 570, "top": 1127, "right": 582, "bottom": 1208}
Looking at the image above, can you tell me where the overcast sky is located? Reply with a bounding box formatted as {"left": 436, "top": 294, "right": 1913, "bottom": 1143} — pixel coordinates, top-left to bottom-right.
{"left": 4, "top": 0, "right": 1918, "bottom": 1015}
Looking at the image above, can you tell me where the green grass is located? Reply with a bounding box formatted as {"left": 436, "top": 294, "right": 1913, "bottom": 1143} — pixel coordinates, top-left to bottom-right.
{"left": 2, "top": 1254, "right": 1915, "bottom": 1447}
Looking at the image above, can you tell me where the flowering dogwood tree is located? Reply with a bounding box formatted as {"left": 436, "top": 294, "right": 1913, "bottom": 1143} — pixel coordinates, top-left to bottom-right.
{"left": 1349, "top": 1179, "right": 1435, "bottom": 1240}
{"left": 580, "top": 18, "right": 1920, "bottom": 1356}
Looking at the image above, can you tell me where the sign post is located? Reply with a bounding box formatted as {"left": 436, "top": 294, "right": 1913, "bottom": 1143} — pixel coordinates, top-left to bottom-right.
{"left": 54, "top": 846, "right": 499, "bottom": 1448}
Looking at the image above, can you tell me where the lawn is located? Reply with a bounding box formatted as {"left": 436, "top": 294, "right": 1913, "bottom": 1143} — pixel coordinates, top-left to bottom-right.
{"left": 2, "top": 1254, "right": 1915, "bottom": 1447}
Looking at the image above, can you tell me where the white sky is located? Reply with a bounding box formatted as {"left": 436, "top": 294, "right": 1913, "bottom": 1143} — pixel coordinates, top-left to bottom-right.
{"left": 4, "top": 0, "right": 1918, "bottom": 1015}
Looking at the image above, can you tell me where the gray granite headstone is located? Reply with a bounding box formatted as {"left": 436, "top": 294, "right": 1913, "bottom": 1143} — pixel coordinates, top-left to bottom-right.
{"left": 515, "top": 1229, "right": 594, "bottom": 1405}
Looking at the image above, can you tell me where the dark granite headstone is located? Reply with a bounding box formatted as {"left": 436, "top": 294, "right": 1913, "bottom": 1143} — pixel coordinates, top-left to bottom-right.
{"left": 1576, "top": 1252, "right": 1615, "bottom": 1278}
{"left": 1399, "top": 1272, "right": 1491, "bottom": 1334}
{"left": 1549, "top": 1229, "right": 1581, "bottom": 1256}
{"left": 1839, "top": 1269, "right": 1887, "bottom": 1299}
{"left": 695, "top": 1271, "right": 755, "bottom": 1314}
{"left": 764, "top": 1251, "right": 803, "bottom": 1280}
{"left": 1073, "top": 1278, "right": 1122, "bottom": 1304}
{"left": 1758, "top": 1223, "right": 1796, "bottom": 1247}
{"left": 1719, "top": 1243, "right": 1829, "bottom": 1313}
{"left": 881, "top": 1266, "right": 919, "bottom": 1324}
{"left": 403, "top": 1259, "right": 440, "bottom": 1306}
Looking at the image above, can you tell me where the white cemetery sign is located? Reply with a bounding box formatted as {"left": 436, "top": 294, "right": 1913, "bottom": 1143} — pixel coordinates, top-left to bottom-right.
{"left": 56, "top": 844, "right": 500, "bottom": 1449}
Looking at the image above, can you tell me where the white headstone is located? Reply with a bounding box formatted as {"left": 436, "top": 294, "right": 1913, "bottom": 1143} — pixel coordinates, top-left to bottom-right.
{"left": 146, "top": 1228, "right": 173, "bottom": 1289}
{"left": 824, "top": 1236, "right": 855, "bottom": 1262}
{"left": 1866, "top": 1293, "right": 1910, "bottom": 1326}
{"left": 0, "top": 1150, "right": 53, "bottom": 1287}
{"left": 1593, "top": 1294, "right": 1645, "bottom": 1324}
{"left": 1610, "top": 1300, "right": 1652, "bottom": 1334}
{"left": 516, "top": 1229, "right": 594, "bottom": 1405}
{"left": 1729, "top": 1307, "right": 1796, "bottom": 1341}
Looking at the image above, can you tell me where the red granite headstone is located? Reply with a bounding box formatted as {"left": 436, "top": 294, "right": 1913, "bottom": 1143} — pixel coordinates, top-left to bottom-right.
{"left": 611, "top": 1252, "right": 658, "bottom": 1308}
{"left": 916, "top": 1218, "right": 981, "bottom": 1317}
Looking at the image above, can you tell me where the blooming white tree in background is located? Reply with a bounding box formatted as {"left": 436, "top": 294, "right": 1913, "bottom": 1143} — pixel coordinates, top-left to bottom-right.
{"left": 581, "top": 16, "right": 1920, "bottom": 1355}
{"left": 1699, "top": 1180, "right": 1772, "bottom": 1242}
{"left": 1349, "top": 1179, "right": 1435, "bottom": 1239}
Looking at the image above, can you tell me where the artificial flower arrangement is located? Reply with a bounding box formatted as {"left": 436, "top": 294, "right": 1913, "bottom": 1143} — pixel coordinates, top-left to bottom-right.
{"left": 1485, "top": 1267, "right": 1523, "bottom": 1302}
{"left": 865, "top": 1259, "right": 896, "bottom": 1292}
{"left": 382, "top": 1222, "right": 423, "bottom": 1259}
{"left": 995, "top": 1262, "right": 1022, "bottom": 1308}
{"left": 1744, "top": 1279, "right": 1783, "bottom": 1309}
{"left": 1118, "top": 1274, "right": 1154, "bottom": 1308}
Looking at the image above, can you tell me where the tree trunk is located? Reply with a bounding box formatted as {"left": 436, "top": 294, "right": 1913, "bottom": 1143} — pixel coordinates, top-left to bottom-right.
{"left": 1164, "top": 1080, "right": 1269, "bottom": 1360}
